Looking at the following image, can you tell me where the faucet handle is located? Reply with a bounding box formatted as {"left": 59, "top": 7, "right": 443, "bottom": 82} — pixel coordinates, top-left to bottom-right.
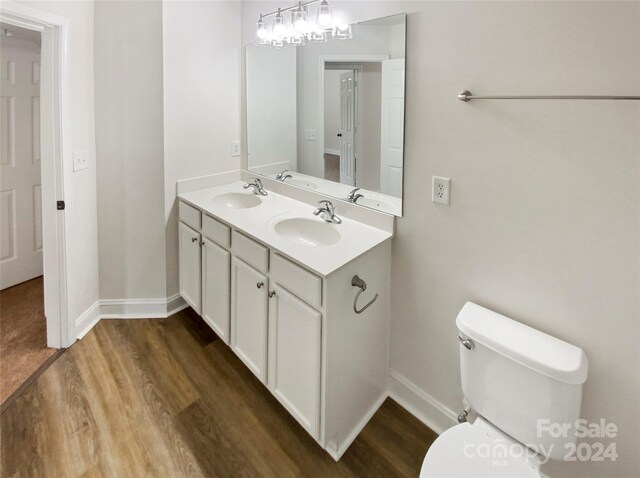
{"left": 347, "top": 187, "right": 360, "bottom": 199}
{"left": 317, "top": 199, "right": 334, "bottom": 209}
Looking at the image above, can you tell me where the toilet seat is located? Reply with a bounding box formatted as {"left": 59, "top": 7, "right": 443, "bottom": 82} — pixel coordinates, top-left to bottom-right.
{"left": 420, "top": 417, "right": 541, "bottom": 478}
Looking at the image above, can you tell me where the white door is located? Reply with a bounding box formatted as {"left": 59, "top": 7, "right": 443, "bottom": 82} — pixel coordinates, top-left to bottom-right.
{"left": 202, "top": 237, "right": 230, "bottom": 343}
{"left": 231, "top": 257, "right": 268, "bottom": 383}
{"left": 380, "top": 59, "right": 405, "bottom": 197}
{"left": 339, "top": 70, "right": 356, "bottom": 186}
{"left": 268, "top": 284, "right": 321, "bottom": 438}
{"left": 179, "top": 222, "right": 201, "bottom": 314}
{"left": 1, "top": 36, "right": 42, "bottom": 289}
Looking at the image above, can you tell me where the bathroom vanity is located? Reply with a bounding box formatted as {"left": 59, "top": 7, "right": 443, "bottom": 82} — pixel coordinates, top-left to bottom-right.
{"left": 177, "top": 181, "right": 392, "bottom": 460}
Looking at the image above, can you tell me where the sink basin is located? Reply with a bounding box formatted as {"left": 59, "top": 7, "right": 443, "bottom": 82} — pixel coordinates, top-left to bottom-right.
{"left": 212, "top": 192, "right": 262, "bottom": 209}
{"left": 274, "top": 217, "right": 341, "bottom": 247}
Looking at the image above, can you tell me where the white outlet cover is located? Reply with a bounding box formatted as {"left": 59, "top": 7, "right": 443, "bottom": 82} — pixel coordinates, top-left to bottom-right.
{"left": 73, "top": 150, "right": 88, "bottom": 172}
{"left": 231, "top": 140, "right": 241, "bottom": 157}
{"left": 432, "top": 176, "right": 451, "bottom": 205}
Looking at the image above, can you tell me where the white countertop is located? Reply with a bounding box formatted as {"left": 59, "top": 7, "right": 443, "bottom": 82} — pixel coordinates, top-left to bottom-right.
{"left": 178, "top": 182, "right": 393, "bottom": 277}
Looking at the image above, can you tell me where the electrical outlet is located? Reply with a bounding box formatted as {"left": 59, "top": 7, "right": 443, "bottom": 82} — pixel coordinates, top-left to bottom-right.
{"left": 231, "top": 140, "right": 241, "bottom": 157}
{"left": 432, "top": 176, "right": 451, "bottom": 205}
{"left": 305, "top": 129, "right": 317, "bottom": 141}
{"left": 73, "top": 150, "right": 88, "bottom": 172}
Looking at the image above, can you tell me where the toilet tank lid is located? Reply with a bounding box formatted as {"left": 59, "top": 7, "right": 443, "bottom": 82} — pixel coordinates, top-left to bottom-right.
{"left": 456, "top": 302, "right": 588, "bottom": 385}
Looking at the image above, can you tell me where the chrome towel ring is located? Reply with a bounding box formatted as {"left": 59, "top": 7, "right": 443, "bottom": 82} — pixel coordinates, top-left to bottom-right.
{"left": 351, "top": 275, "right": 378, "bottom": 314}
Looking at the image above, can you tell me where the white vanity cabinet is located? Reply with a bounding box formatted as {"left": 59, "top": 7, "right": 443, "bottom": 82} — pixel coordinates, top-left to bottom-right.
{"left": 177, "top": 198, "right": 391, "bottom": 461}
{"left": 178, "top": 221, "right": 201, "bottom": 314}
{"left": 230, "top": 256, "right": 269, "bottom": 383}
{"left": 201, "top": 238, "right": 230, "bottom": 343}
{"left": 268, "top": 283, "right": 321, "bottom": 437}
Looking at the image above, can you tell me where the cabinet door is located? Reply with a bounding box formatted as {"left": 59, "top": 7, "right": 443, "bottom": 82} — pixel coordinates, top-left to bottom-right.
{"left": 202, "top": 237, "right": 230, "bottom": 343}
{"left": 179, "top": 222, "right": 201, "bottom": 314}
{"left": 268, "top": 284, "right": 321, "bottom": 438}
{"left": 231, "top": 257, "right": 268, "bottom": 383}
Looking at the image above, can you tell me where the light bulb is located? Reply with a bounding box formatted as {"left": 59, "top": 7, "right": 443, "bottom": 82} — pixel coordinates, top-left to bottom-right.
{"left": 273, "top": 9, "right": 286, "bottom": 40}
{"left": 292, "top": 6, "right": 308, "bottom": 34}
{"left": 317, "top": 0, "right": 332, "bottom": 28}
{"left": 256, "top": 16, "right": 268, "bottom": 41}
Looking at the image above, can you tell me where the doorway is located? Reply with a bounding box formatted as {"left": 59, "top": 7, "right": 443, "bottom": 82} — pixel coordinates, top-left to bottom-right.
{"left": 0, "top": 23, "right": 56, "bottom": 406}
{"left": 0, "top": 2, "right": 72, "bottom": 408}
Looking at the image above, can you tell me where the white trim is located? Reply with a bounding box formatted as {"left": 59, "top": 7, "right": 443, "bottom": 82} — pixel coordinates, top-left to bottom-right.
{"left": 324, "top": 148, "right": 340, "bottom": 156}
{"left": 247, "top": 160, "right": 291, "bottom": 177}
{"left": 326, "top": 391, "right": 388, "bottom": 461}
{"left": 176, "top": 169, "right": 242, "bottom": 195}
{"left": 100, "top": 294, "right": 188, "bottom": 320}
{"left": 75, "top": 301, "right": 100, "bottom": 340}
{"left": 1, "top": 2, "right": 72, "bottom": 348}
{"left": 387, "top": 369, "right": 458, "bottom": 435}
{"left": 73, "top": 295, "right": 189, "bottom": 339}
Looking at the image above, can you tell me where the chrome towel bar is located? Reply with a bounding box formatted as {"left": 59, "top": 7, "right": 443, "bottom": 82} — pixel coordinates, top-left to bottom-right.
{"left": 458, "top": 90, "right": 640, "bottom": 102}
{"left": 351, "top": 275, "right": 378, "bottom": 315}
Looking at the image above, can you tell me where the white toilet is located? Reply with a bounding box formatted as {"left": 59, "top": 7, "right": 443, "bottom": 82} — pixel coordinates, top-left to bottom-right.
{"left": 420, "top": 302, "right": 588, "bottom": 477}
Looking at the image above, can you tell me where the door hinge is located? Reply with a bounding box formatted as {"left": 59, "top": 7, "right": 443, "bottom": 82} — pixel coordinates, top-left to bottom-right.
{"left": 57, "top": 200, "right": 65, "bottom": 210}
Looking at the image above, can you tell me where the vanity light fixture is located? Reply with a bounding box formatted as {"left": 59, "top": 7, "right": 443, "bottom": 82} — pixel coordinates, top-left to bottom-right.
{"left": 255, "top": 0, "right": 352, "bottom": 48}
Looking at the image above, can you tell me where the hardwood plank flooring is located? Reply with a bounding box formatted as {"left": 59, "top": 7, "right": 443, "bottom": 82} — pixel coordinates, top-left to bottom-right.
{"left": 1, "top": 309, "right": 437, "bottom": 477}
{"left": 0, "top": 276, "right": 57, "bottom": 405}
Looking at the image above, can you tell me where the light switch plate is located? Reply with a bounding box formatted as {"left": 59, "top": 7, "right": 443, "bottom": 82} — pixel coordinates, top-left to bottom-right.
{"left": 432, "top": 176, "right": 451, "bottom": 205}
{"left": 73, "top": 150, "right": 88, "bottom": 172}
{"left": 231, "top": 140, "right": 241, "bottom": 157}
{"left": 305, "top": 129, "right": 317, "bottom": 141}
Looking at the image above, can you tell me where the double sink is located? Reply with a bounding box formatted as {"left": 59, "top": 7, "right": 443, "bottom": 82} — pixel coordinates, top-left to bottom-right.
{"left": 211, "top": 191, "right": 341, "bottom": 248}
{"left": 178, "top": 181, "right": 392, "bottom": 277}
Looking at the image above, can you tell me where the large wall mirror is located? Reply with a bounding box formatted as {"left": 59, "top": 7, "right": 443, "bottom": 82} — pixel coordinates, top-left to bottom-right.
{"left": 245, "top": 13, "right": 406, "bottom": 216}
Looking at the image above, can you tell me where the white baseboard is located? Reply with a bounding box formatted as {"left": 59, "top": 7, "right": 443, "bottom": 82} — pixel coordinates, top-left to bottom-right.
{"left": 75, "top": 301, "right": 101, "bottom": 340}
{"left": 74, "top": 294, "right": 188, "bottom": 339}
{"left": 324, "top": 148, "right": 340, "bottom": 156}
{"left": 100, "top": 293, "right": 187, "bottom": 319}
{"left": 387, "top": 370, "right": 458, "bottom": 436}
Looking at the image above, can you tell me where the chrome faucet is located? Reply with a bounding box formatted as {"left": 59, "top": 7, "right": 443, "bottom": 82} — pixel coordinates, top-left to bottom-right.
{"left": 275, "top": 170, "right": 293, "bottom": 181}
{"left": 243, "top": 178, "right": 268, "bottom": 196}
{"left": 346, "top": 187, "right": 364, "bottom": 203}
{"left": 313, "top": 200, "right": 342, "bottom": 224}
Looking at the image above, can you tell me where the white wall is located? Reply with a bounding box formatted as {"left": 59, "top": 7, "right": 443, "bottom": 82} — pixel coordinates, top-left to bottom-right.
{"left": 94, "top": 0, "right": 166, "bottom": 300}
{"left": 163, "top": 0, "right": 241, "bottom": 297}
{"left": 242, "top": 2, "right": 640, "bottom": 477}
{"left": 19, "top": 0, "right": 100, "bottom": 330}
{"left": 246, "top": 46, "right": 296, "bottom": 174}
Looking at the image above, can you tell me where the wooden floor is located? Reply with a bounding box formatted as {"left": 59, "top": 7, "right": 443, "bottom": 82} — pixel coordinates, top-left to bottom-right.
{"left": 0, "top": 276, "right": 57, "bottom": 405}
{"left": 0, "top": 309, "right": 437, "bottom": 477}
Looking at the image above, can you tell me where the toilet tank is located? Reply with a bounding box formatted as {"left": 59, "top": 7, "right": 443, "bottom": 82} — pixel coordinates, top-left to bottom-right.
{"left": 457, "top": 302, "right": 588, "bottom": 461}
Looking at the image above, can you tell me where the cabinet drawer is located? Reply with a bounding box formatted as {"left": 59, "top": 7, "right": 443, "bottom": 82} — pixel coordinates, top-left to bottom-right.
{"left": 232, "top": 230, "right": 269, "bottom": 273}
{"left": 202, "top": 214, "right": 230, "bottom": 248}
{"left": 271, "top": 253, "right": 322, "bottom": 308}
{"left": 179, "top": 201, "right": 201, "bottom": 230}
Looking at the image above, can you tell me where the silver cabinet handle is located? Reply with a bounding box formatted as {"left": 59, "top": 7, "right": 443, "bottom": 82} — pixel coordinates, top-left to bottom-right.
{"left": 257, "top": 282, "right": 264, "bottom": 289}
{"left": 191, "top": 237, "right": 198, "bottom": 243}
{"left": 268, "top": 290, "right": 275, "bottom": 298}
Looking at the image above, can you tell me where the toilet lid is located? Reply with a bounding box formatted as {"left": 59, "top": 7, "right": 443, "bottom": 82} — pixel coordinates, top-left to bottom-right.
{"left": 420, "top": 417, "right": 541, "bottom": 478}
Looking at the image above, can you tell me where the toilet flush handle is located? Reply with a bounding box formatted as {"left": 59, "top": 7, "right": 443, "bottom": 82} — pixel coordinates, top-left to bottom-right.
{"left": 458, "top": 335, "right": 474, "bottom": 350}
